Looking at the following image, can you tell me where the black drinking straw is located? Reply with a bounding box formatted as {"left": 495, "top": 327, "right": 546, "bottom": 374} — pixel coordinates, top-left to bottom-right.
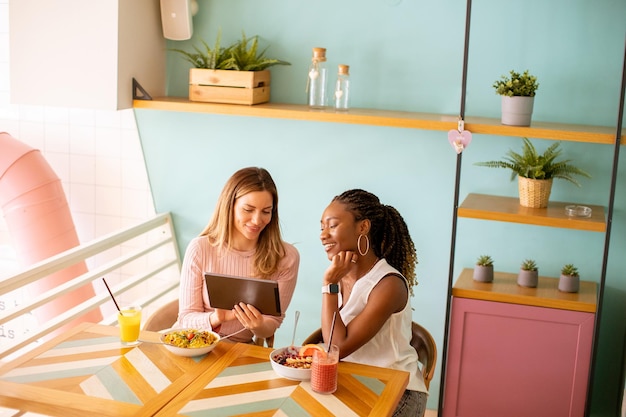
{"left": 326, "top": 311, "right": 337, "bottom": 353}
{"left": 102, "top": 277, "right": 121, "bottom": 312}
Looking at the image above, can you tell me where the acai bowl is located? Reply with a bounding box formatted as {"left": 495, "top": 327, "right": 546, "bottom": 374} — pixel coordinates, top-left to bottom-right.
{"left": 269, "top": 344, "right": 325, "bottom": 380}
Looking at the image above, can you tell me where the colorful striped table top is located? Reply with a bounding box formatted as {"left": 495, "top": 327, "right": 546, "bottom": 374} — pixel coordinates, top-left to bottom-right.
{"left": 0, "top": 323, "right": 409, "bottom": 417}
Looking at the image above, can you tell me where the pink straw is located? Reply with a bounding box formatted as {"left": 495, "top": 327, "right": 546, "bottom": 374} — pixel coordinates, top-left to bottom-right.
{"left": 102, "top": 277, "right": 121, "bottom": 312}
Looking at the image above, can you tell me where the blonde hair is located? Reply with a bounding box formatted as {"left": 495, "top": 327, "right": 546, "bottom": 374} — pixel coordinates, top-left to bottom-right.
{"left": 200, "top": 167, "right": 285, "bottom": 278}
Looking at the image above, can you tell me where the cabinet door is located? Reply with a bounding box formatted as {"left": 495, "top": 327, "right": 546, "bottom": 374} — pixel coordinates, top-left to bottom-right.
{"left": 443, "top": 297, "right": 594, "bottom": 417}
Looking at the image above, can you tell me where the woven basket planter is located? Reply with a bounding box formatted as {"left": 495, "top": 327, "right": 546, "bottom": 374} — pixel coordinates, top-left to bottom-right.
{"left": 518, "top": 176, "right": 553, "bottom": 208}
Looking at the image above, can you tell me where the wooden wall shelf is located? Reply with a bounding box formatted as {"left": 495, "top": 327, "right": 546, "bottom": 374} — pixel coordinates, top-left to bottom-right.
{"left": 133, "top": 97, "right": 625, "bottom": 145}
{"left": 458, "top": 193, "right": 606, "bottom": 232}
{"left": 453, "top": 268, "right": 597, "bottom": 313}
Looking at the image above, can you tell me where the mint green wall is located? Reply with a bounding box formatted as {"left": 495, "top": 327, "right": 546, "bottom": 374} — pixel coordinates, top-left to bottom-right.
{"left": 135, "top": 0, "right": 626, "bottom": 413}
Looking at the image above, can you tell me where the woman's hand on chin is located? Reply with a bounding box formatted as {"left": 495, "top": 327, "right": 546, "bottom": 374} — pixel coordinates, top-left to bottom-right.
{"left": 324, "top": 250, "right": 357, "bottom": 284}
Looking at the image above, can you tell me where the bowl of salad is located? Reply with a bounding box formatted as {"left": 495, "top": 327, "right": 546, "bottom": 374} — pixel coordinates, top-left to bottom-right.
{"left": 269, "top": 344, "right": 324, "bottom": 380}
{"left": 160, "top": 328, "right": 220, "bottom": 357}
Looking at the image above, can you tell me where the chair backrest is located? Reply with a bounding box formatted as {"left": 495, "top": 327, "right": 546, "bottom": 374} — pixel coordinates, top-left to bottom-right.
{"left": 302, "top": 328, "right": 323, "bottom": 345}
{"left": 411, "top": 321, "right": 437, "bottom": 389}
{"left": 303, "top": 322, "right": 437, "bottom": 389}
{"left": 143, "top": 299, "right": 179, "bottom": 332}
{"left": 143, "top": 299, "right": 274, "bottom": 347}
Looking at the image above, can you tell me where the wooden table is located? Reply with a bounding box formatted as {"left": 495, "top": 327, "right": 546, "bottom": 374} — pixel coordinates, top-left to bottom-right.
{"left": 0, "top": 323, "right": 409, "bottom": 417}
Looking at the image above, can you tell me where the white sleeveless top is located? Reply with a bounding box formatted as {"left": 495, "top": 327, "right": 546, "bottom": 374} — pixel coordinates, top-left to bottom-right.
{"left": 339, "top": 259, "right": 427, "bottom": 393}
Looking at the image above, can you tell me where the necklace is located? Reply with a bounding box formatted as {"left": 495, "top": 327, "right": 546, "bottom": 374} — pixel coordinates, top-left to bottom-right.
{"left": 343, "top": 258, "right": 379, "bottom": 292}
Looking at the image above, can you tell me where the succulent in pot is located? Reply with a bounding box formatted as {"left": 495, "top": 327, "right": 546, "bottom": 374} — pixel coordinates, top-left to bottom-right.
{"left": 517, "top": 258, "right": 538, "bottom": 288}
{"left": 558, "top": 263, "right": 580, "bottom": 293}
{"left": 473, "top": 255, "right": 494, "bottom": 283}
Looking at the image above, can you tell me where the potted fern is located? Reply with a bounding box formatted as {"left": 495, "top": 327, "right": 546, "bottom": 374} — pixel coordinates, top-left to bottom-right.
{"left": 493, "top": 69, "right": 539, "bottom": 126}
{"left": 172, "top": 31, "right": 291, "bottom": 105}
{"left": 475, "top": 137, "right": 591, "bottom": 208}
{"left": 517, "top": 259, "right": 538, "bottom": 288}
{"left": 473, "top": 255, "right": 494, "bottom": 282}
{"left": 558, "top": 264, "right": 580, "bottom": 293}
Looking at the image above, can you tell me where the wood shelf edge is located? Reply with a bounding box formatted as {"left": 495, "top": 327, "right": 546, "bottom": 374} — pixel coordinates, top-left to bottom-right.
{"left": 458, "top": 193, "right": 606, "bottom": 232}
{"left": 453, "top": 269, "right": 597, "bottom": 313}
{"left": 133, "top": 98, "right": 624, "bottom": 144}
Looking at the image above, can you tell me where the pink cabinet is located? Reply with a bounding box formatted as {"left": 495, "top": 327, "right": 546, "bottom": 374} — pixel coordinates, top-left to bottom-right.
{"left": 443, "top": 269, "right": 597, "bottom": 417}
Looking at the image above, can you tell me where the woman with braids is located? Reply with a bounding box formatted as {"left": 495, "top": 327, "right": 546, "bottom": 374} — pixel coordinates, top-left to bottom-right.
{"left": 319, "top": 189, "right": 426, "bottom": 417}
{"left": 176, "top": 167, "right": 299, "bottom": 344}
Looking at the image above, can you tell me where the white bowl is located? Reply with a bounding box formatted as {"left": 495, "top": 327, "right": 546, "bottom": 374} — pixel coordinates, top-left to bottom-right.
{"left": 160, "top": 328, "right": 220, "bottom": 357}
{"left": 269, "top": 346, "right": 312, "bottom": 381}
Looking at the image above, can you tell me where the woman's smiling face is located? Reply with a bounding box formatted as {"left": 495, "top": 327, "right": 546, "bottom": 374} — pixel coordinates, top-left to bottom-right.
{"left": 231, "top": 190, "right": 273, "bottom": 250}
{"left": 320, "top": 201, "right": 359, "bottom": 260}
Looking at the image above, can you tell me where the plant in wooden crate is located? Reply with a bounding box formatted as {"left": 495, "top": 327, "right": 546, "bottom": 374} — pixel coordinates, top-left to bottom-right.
{"left": 475, "top": 137, "right": 591, "bottom": 208}
{"left": 558, "top": 263, "right": 580, "bottom": 293}
{"left": 493, "top": 69, "right": 539, "bottom": 126}
{"left": 517, "top": 258, "right": 538, "bottom": 288}
{"left": 172, "top": 31, "right": 291, "bottom": 105}
{"left": 473, "top": 255, "right": 494, "bottom": 283}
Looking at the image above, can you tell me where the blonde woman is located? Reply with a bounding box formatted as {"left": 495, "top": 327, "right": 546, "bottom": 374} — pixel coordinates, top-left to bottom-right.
{"left": 176, "top": 167, "right": 299, "bottom": 343}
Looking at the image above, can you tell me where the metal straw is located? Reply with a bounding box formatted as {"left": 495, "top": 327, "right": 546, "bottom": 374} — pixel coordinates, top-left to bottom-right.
{"left": 290, "top": 310, "right": 300, "bottom": 347}
{"left": 102, "top": 277, "right": 121, "bottom": 312}
{"left": 326, "top": 311, "right": 337, "bottom": 353}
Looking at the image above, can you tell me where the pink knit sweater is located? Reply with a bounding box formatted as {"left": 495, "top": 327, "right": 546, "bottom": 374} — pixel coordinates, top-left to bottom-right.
{"left": 176, "top": 236, "right": 299, "bottom": 343}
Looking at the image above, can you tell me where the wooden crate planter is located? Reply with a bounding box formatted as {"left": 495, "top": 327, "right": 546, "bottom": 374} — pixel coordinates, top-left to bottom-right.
{"left": 189, "top": 69, "right": 270, "bottom": 105}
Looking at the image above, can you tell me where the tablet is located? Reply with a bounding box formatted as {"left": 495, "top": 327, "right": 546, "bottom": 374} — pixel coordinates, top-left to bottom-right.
{"left": 204, "top": 273, "right": 282, "bottom": 316}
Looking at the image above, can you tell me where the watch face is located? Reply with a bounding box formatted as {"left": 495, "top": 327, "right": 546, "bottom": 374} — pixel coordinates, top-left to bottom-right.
{"left": 330, "top": 283, "right": 339, "bottom": 293}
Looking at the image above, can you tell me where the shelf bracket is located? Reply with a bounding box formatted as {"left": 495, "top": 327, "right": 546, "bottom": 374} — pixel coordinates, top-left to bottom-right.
{"left": 133, "top": 78, "right": 152, "bottom": 101}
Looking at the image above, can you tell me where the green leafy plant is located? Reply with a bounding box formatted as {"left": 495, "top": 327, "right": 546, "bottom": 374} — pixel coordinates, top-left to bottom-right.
{"left": 475, "top": 137, "right": 591, "bottom": 186}
{"left": 561, "top": 264, "right": 579, "bottom": 277}
{"left": 171, "top": 30, "right": 290, "bottom": 71}
{"left": 476, "top": 255, "right": 494, "bottom": 267}
{"left": 493, "top": 70, "right": 539, "bottom": 97}
{"left": 224, "top": 32, "right": 291, "bottom": 71}
{"left": 170, "top": 31, "right": 230, "bottom": 70}
{"left": 520, "top": 259, "right": 538, "bottom": 271}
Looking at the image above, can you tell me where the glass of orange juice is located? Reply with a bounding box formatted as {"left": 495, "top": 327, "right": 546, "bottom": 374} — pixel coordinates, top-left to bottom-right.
{"left": 118, "top": 305, "right": 142, "bottom": 346}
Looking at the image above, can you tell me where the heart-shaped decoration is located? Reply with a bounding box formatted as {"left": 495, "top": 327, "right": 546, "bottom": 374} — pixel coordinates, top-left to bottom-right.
{"left": 448, "top": 129, "right": 472, "bottom": 154}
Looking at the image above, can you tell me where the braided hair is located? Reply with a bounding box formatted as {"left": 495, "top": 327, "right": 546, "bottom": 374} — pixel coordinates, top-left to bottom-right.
{"left": 332, "top": 189, "right": 418, "bottom": 295}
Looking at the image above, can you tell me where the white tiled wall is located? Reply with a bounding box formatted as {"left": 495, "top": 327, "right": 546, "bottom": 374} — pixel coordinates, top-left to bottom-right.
{"left": 0, "top": 0, "right": 161, "bottom": 343}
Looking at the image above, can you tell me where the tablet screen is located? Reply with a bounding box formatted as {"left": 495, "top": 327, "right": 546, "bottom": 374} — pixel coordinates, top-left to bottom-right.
{"left": 204, "top": 273, "right": 282, "bottom": 316}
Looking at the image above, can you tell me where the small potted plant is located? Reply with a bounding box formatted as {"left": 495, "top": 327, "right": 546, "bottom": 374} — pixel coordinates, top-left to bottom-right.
{"left": 517, "top": 259, "right": 538, "bottom": 288}
{"left": 172, "top": 30, "right": 291, "bottom": 105}
{"left": 558, "top": 264, "right": 580, "bottom": 293}
{"left": 473, "top": 255, "right": 494, "bottom": 282}
{"left": 475, "top": 137, "right": 591, "bottom": 208}
{"left": 493, "top": 69, "right": 539, "bottom": 126}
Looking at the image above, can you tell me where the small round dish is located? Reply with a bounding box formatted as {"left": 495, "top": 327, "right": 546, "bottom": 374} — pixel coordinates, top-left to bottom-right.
{"left": 564, "top": 205, "right": 592, "bottom": 218}
{"left": 160, "top": 328, "right": 220, "bottom": 357}
{"left": 269, "top": 346, "right": 312, "bottom": 381}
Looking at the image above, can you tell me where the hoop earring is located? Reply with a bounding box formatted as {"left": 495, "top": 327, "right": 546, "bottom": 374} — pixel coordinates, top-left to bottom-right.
{"left": 357, "top": 234, "right": 370, "bottom": 256}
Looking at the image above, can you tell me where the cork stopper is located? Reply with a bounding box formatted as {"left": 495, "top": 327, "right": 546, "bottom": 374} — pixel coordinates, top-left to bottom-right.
{"left": 312, "top": 47, "right": 327, "bottom": 62}
{"left": 338, "top": 64, "right": 349, "bottom": 75}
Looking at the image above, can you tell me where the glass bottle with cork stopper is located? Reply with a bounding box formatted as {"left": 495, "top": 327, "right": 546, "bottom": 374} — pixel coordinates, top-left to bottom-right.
{"left": 306, "top": 47, "right": 328, "bottom": 109}
{"left": 334, "top": 64, "right": 350, "bottom": 111}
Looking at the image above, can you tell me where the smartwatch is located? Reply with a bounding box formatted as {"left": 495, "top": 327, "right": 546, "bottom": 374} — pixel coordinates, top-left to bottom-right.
{"left": 321, "top": 283, "right": 340, "bottom": 294}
